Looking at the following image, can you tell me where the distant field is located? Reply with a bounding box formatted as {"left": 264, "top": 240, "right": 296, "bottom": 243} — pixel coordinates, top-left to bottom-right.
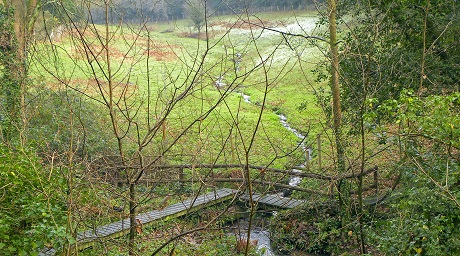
{"left": 29, "top": 10, "right": 328, "bottom": 169}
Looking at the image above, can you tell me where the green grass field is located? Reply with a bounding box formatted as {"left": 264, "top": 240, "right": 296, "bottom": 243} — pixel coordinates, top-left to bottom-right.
{"left": 29, "top": 10, "right": 328, "bottom": 171}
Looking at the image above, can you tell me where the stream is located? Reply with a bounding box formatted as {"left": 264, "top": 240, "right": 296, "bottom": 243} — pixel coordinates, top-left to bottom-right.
{"left": 233, "top": 93, "right": 309, "bottom": 256}
{"left": 241, "top": 92, "right": 309, "bottom": 187}
{"left": 230, "top": 217, "right": 274, "bottom": 256}
{"left": 229, "top": 16, "right": 317, "bottom": 254}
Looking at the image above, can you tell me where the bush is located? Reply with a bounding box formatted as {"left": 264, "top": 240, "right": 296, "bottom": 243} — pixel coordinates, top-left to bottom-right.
{"left": 365, "top": 91, "right": 460, "bottom": 255}
{"left": 0, "top": 145, "right": 68, "bottom": 255}
{"left": 368, "top": 185, "right": 460, "bottom": 255}
{"left": 27, "top": 89, "right": 117, "bottom": 158}
{"left": 269, "top": 200, "right": 345, "bottom": 255}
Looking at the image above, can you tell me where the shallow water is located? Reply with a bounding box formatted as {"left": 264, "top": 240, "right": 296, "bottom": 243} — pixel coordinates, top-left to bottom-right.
{"left": 236, "top": 52, "right": 315, "bottom": 256}
{"left": 230, "top": 218, "right": 275, "bottom": 256}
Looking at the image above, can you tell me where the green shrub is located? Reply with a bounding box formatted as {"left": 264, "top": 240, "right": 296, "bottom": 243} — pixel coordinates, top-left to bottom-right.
{"left": 0, "top": 145, "right": 68, "bottom": 255}
{"left": 365, "top": 91, "right": 460, "bottom": 255}
{"left": 28, "top": 89, "right": 117, "bottom": 158}
{"left": 368, "top": 184, "right": 460, "bottom": 255}
{"left": 270, "top": 200, "right": 344, "bottom": 255}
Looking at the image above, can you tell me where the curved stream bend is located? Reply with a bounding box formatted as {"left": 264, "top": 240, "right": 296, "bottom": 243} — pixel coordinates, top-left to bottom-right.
{"left": 241, "top": 92, "right": 310, "bottom": 188}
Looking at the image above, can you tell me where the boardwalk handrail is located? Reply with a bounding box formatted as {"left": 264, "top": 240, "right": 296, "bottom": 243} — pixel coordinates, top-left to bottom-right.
{"left": 89, "top": 156, "right": 378, "bottom": 181}
{"left": 90, "top": 157, "right": 380, "bottom": 199}
{"left": 139, "top": 164, "right": 378, "bottom": 180}
{"left": 110, "top": 165, "right": 379, "bottom": 197}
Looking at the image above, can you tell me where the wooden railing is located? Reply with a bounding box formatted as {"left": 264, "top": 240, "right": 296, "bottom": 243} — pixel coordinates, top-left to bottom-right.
{"left": 101, "top": 162, "right": 379, "bottom": 198}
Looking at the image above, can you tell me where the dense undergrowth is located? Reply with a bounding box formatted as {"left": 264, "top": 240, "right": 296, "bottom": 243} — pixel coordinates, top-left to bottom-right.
{"left": 0, "top": 145, "right": 68, "bottom": 255}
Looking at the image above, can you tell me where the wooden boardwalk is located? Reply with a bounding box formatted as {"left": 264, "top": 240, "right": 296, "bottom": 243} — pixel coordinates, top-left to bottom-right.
{"left": 39, "top": 189, "right": 307, "bottom": 255}
{"left": 240, "top": 193, "right": 306, "bottom": 209}
{"left": 39, "top": 188, "right": 238, "bottom": 256}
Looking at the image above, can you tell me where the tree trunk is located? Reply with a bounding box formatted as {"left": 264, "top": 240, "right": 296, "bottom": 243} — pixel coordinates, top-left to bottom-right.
{"left": 1, "top": 0, "right": 38, "bottom": 144}
{"left": 129, "top": 183, "right": 136, "bottom": 255}
{"left": 327, "top": 0, "right": 343, "bottom": 175}
{"left": 327, "top": 0, "right": 348, "bottom": 238}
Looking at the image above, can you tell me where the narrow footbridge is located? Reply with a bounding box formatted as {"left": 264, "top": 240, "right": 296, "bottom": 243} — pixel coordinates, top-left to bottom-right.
{"left": 40, "top": 188, "right": 302, "bottom": 256}
{"left": 240, "top": 192, "right": 306, "bottom": 209}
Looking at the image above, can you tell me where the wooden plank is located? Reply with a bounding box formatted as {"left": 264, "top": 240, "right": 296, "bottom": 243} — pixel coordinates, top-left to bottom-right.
{"left": 266, "top": 198, "right": 284, "bottom": 207}
{"left": 39, "top": 188, "right": 238, "bottom": 256}
{"left": 263, "top": 195, "right": 281, "bottom": 205}
{"left": 240, "top": 193, "right": 306, "bottom": 209}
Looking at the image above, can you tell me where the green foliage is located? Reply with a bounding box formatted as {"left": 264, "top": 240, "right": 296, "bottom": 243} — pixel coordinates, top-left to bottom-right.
{"left": 364, "top": 90, "right": 460, "bottom": 255}
{"left": 27, "top": 89, "right": 117, "bottom": 157}
{"left": 177, "top": 231, "right": 260, "bottom": 256}
{"left": 0, "top": 145, "right": 68, "bottom": 255}
{"left": 33, "top": 10, "right": 61, "bottom": 41}
{"left": 270, "top": 200, "right": 345, "bottom": 255}
{"left": 340, "top": 0, "right": 460, "bottom": 129}
{"left": 368, "top": 171, "right": 460, "bottom": 255}
{"left": 367, "top": 90, "right": 460, "bottom": 152}
{"left": 0, "top": 5, "right": 21, "bottom": 142}
{"left": 42, "top": 0, "right": 84, "bottom": 22}
{"left": 186, "top": 0, "right": 206, "bottom": 33}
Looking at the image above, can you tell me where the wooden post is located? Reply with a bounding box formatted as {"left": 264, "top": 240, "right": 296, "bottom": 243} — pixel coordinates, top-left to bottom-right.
{"left": 305, "top": 149, "right": 310, "bottom": 171}
{"left": 329, "top": 179, "right": 335, "bottom": 199}
{"left": 260, "top": 168, "right": 266, "bottom": 191}
{"left": 374, "top": 168, "right": 378, "bottom": 195}
{"left": 317, "top": 134, "right": 322, "bottom": 171}
{"left": 230, "top": 129, "right": 236, "bottom": 163}
{"left": 179, "top": 167, "right": 184, "bottom": 189}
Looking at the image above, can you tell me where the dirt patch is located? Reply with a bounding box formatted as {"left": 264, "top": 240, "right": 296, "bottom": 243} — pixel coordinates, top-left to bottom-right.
{"left": 69, "top": 42, "right": 131, "bottom": 61}
{"left": 139, "top": 40, "right": 180, "bottom": 61}
{"left": 62, "top": 78, "right": 139, "bottom": 99}
{"left": 145, "top": 48, "right": 177, "bottom": 61}
{"left": 69, "top": 39, "right": 180, "bottom": 62}
{"left": 268, "top": 99, "right": 287, "bottom": 107}
{"left": 64, "top": 26, "right": 179, "bottom": 62}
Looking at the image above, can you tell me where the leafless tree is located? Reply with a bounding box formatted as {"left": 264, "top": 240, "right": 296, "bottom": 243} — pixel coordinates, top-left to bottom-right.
{"left": 29, "top": 0, "right": 314, "bottom": 254}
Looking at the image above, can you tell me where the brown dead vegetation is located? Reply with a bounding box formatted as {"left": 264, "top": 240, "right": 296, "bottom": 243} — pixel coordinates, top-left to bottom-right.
{"left": 235, "top": 237, "right": 258, "bottom": 253}
{"left": 144, "top": 48, "right": 177, "bottom": 61}
{"left": 52, "top": 78, "right": 139, "bottom": 99}
{"left": 65, "top": 26, "right": 180, "bottom": 62}
{"left": 69, "top": 42, "right": 129, "bottom": 61}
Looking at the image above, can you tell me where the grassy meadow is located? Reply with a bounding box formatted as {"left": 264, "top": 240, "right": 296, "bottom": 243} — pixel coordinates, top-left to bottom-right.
{"left": 29, "top": 10, "right": 328, "bottom": 169}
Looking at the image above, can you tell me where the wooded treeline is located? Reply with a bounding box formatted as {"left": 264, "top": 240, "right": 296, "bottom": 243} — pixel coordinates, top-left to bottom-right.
{"left": 89, "top": 0, "right": 318, "bottom": 23}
